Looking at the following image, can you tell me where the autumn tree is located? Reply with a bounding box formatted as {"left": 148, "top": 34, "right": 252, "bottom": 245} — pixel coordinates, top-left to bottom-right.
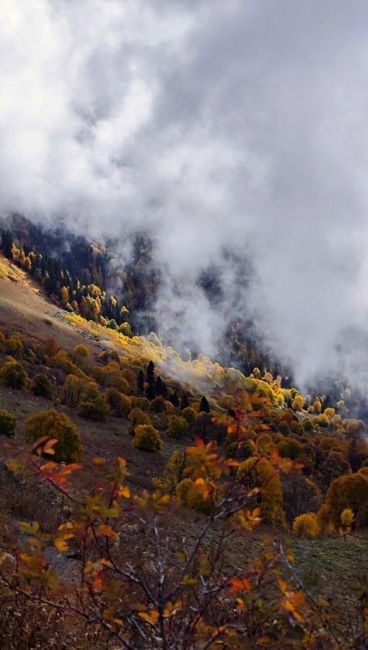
{"left": 282, "top": 471, "right": 320, "bottom": 524}
{"left": 24, "top": 409, "right": 82, "bottom": 463}
{"left": 153, "top": 449, "right": 187, "bottom": 493}
{"left": 293, "top": 512, "right": 320, "bottom": 538}
{"left": 238, "top": 456, "right": 285, "bottom": 525}
{"left": 133, "top": 424, "right": 162, "bottom": 452}
{"left": 167, "top": 415, "right": 189, "bottom": 439}
{"left": 1, "top": 389, "right": 365, "bottom": 648}
{"left": 105, "top": 388, "right": 131, "bottom": 418}
{"left": 323, "top": 471, "right": 368, "bottom": 528}
{"left": 30, "top": 373, "right": 52, "bottom": 398}
{"left": 77, "top": 381, "right": 109, "bottom": 421}
{"left": 0, "top": 359, "right": 27, "bottom": 389}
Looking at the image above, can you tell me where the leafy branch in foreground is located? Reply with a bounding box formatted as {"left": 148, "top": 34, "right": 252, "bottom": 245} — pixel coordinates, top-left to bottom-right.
{"left": 1, "top": 391, "right": 367, "bottom": 648}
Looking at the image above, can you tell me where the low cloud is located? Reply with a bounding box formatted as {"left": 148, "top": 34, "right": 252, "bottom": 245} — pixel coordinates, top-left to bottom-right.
{"left": 2, "top": 0, "right": 368, "bottom": 385}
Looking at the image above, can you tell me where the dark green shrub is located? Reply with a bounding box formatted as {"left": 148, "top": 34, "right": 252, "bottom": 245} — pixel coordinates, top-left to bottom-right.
{"left": 182, "top": 407, "right": 196, "bottom": 427}
{"left": 31, "top": 373, "right": 52, "bottom": 398}
{"left": 77, "top": 381, "right": 109, "bottom": 421}
{"left": 277, "top": 420, "right": 291, "bottom": 437}
{"left": 103, "top": 371, "right": 131, "bottom": 395}
{"left": 63, "top": 374, "right": 83, "bottom": 408}
{"left": 24, "top": 409, "right": 82, "bottom": 463}
{"left": 52, "top": 350, "right": 83, "bottom": 376}
{"left": 224, "top": 436, "right": 252, "bottom": 461}
{"left": 108, "top": 319, "right": 118, "bottom": 330}
{"left": 128, "top": 407, "right": 151, "bottom": 428}
{"left": 72, "top": 344, "right": 89, "bottom": 359}
{"left": 71, "top": 344, "right": 90, "bottom": 370}
{"left": 133, "top": 424, "right": 162, "bottom": 452}
{"left": 5, "top": 334, "right": 24, "bottom": 357}
{"left": 278, "top": 438, "right": 303, "bottom": 460}
{"left": 78, "top": 398, "right": 108, "bottom": 421}
{"left": 0, "top": 359, "right": 27, "bottom": 389}
{"left": 0, "top": 409, "right": 16, "bottom": 437}
{"left": 128, "top": 408, "right": 151, "bottom": 435}
{"left": 105, "top": 388, "right": 131, "bottom": 418}
{"left": 118, "top": 322, "right": 132, "bottom": 337}
{"left": 167, "top": 415, "right": 189, "bottom": 439}
{"left": 150, "top": 396, "right": 165, "bottom": 413}
{"left": 131, "top": 396, "right": 150, "bottom": 411}
{"left": 152, "top": 449, "right": 187, "bottom": 493}
{"left": 121, "top": 367, "right": 136, "bottom": 386}
{"left": 176, "top": 478, "right": 214, "bottom": 514}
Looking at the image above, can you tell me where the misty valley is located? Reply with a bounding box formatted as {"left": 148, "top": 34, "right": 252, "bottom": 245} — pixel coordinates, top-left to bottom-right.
{"left": 2, "top": 1, "right": 368, "bottom": 648}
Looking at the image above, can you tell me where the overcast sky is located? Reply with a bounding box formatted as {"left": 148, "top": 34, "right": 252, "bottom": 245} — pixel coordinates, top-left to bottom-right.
{"left": 2, "top": 0, "right": 368, "bottom": 384}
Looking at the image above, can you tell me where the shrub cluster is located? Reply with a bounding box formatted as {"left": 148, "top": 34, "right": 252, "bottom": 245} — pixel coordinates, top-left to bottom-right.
{"left": 0, "top": 359, "right": 27, "bottom": 389}
{"left": 133, "top": 424, "right": 162, "bottom": 452}
{"left": 293, "top": 512, "right": 320, "bottom": 538}
{"left": 0, "top": 409, "right": 16, "bottom": 437}
{"left": 167, "top": 415, "right": 189, "bottom": 439}
{"left": 24, "top": 409, "right": 82, "bottom": 463}
{"left": 30, "top": 373, "right": 52, "bottom": 398}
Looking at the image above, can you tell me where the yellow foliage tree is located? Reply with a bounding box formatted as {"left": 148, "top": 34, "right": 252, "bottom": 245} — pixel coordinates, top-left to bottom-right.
{"left": 292, "top": 394, "right": 304, "bottom": 411}
{"left": 60, "top": 286, "right": 70, "bottom": 307}
{"left": 293, "top": 513, "right": 320, "bottom": 538}
{"left": 238, "top": 457, "right": 285, "bottom": 525}
{"left": 133, "top": 424, "right": 162, "bottom": 452}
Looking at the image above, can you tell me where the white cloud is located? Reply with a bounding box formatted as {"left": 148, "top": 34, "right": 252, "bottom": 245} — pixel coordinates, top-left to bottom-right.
{"left": 2, "top": 0, "right": 368, "bottom": 384}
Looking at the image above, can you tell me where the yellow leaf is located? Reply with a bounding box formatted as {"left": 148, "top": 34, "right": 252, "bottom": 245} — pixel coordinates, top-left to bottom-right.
{"left": 19, "top": 521, "right": 40, "bottom": 535}
{"left": 183, "top": 575, "right": 198, "bottom": 587}
{"left": 163, "top": 600, "right": 182, "bottom": 617}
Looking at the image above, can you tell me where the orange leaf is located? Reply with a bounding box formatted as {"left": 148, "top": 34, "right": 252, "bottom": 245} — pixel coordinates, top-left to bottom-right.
{"left": 54, "top": 533, "right": 74, "bottom": 552}
{"left": 92, "top": 572, "right": 104, "bottom": 592}
{"left": 139, "top": 609, "right": 159, "bottom": 625}
{"left": 40, "top": 461, "right": 58, "bottom": 472}
{"left": 96, "top": 524, "right": 118, "bottom": 540}
{"left": 43, "top": 438, "right": 58, "bottom": 455}
{"left": 229, "top": 576, "right": 252, "bottom": 594}
{"left": 91, "top": 456, "right": 105, "bottom": 465}
{"left": 59, "top": 463, "right": 81, "bottom": 475}
{"left": 278, "top": 579, "right": 305, "bottom": 623}
{"left": 118, "top": 486, "right": 130, "bottom": 498}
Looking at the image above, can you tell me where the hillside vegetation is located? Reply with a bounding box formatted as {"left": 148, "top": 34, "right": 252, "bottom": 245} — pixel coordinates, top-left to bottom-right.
{"left": 0, "top": 236, "right": 368, "bottom": 648}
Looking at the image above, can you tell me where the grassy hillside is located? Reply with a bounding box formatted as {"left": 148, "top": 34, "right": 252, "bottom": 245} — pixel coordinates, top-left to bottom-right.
{"left": 0, "top": 253, "right": 368, "bottom": 647}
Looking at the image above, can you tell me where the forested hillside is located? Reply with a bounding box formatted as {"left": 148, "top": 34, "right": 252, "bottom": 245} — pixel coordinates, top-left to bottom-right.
{"left": 0, "top": 215, "right": 297, "bottom": 381}
{"left": 0, "top": 238, "right": 368, "bottom": 647}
